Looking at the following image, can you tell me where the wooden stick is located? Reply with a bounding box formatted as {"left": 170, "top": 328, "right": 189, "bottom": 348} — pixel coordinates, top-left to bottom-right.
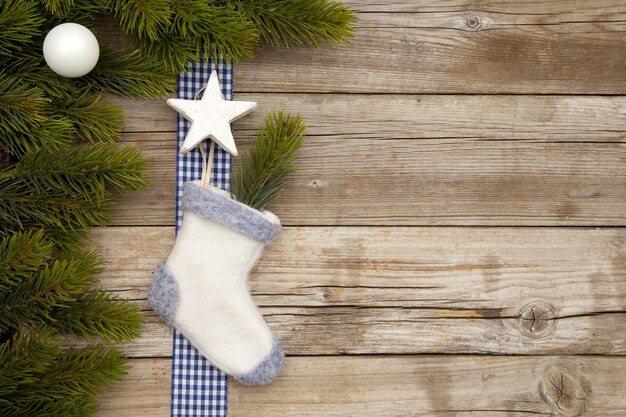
{"left": 204, "top": 140, "right": 215, "bottom": 188}
{"left": 199, "top": 145, "right": 207, "bottom": 187}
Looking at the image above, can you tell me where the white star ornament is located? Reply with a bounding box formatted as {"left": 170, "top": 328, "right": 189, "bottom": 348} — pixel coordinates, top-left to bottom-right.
{"left": 166, "top": 70, "right": 256, "bottom": 156}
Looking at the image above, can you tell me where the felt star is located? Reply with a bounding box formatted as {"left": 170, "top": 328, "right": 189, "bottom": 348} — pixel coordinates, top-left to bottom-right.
{"left": 167, "top": 70, "right": 256, "bottom": 156}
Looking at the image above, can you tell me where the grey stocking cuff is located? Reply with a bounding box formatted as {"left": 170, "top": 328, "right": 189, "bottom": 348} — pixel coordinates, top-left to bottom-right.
{"left": 181, "top": 182, "right": 281, "bottom": 244}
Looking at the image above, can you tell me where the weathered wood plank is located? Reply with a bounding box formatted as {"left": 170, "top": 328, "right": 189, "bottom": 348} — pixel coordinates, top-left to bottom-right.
{"left": 344, "top": 0, "right": 626, "bottom": 17}
{"left": 96, "top": 356, "right": 626, "bottom": 417}
{"left": 112, "top": 94, "right": 626, "bottom": 143}
{"left": 111, "top": 133, "right": 626, "bottom": 226}
{"left": 233, "top": 1, "right": 626, "bottom": 94}
{"left": 110, "top": 138, "right": 176, "bottom": 226}
{"left": 97, "top": 358, "right": 170, "bottom": 417}
{"left": 124, "top": 306, "right": 625, "bottom": 357}
{"left": 90, "top": 226, "right": 626, "bottom": 356}
{"left": 347, "top": 0, "right": 626, "bottom": 28}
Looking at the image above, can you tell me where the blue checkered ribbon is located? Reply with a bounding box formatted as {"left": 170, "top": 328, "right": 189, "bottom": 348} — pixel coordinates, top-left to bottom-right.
{"left": 172, "top": 59, "right": 232, "bottom": 416}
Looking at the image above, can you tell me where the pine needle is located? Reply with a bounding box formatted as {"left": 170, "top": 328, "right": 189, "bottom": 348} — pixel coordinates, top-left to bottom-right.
{"left": 0, "top": 144, "right": 149, "bottom": 249}
{"left": 0, "top": 231, "right": 144, "bottom": 343}
{"left": 0, "top": 74, "right": 49, "bottom": 138}
{"left": 107, "top": 0, "right": 172, "bottom": 41}
{"left": 0, "top": 230, "right": 53, "bottom": 291}
{"left": 0, "top": 249, "right": 103, "bottom": 334}
{"left": 0, "top": 0, "right": 45, "bottom": 58}
{"left": 227, "top": 0, "right": 357, "bottom": 48}
{"left": 2, "top": 115, "right": 74, "bottom": 157}
{"left": 169, "top": 0, "right": 258, "bottom": 63}
{"left": 0, "top": 329, "right": 129, "bottom": 416}
{"left": 40, "top": 0, "right": 76, "bottom": 17}
{"left": 56, "top": 90, "right": 123, "bottom": 144}
{"left": 231, "top": 111, "right": 306, "bottom": 211}
{"left": 81, "top": 48, "right": 174, "bottom": 98}
{"left": 55, "top": 289, "right": 144, "bottom": 343}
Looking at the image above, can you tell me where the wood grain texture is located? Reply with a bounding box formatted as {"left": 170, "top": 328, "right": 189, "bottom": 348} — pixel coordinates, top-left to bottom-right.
{"left": 113, "top": 94, "right": 626, "bottom": 143}
{"left": 91, "top": 1, "right": 626, "bottom": 414}
{"left": 90, "top": 226, "right": 626, "bottom": 356}
{"left": 96, "top": 356, "right": 626, "bottom": 417}
{"left": 344, "top": 0, "right": 626, "bottom": 16}
{"left": 234, "top": 1, "right": 626, "bottom": 94}
{"left": 111, "top": 132, "right": 626, "bottom": 226}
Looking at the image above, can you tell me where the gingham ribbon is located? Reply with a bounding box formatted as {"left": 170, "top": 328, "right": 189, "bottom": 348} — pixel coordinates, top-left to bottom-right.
{"left": 172, "top": 59, "right": 232, "bottom": 416}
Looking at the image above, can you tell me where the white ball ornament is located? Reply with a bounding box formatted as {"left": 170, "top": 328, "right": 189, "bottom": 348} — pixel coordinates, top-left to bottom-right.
{"left": 43, "top": 23, "right": 100, "bottom": 78}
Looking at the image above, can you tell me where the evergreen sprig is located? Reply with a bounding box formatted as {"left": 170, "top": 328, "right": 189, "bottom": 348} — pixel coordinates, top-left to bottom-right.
{"left": 56, "top": 91, "right": 123, "bottom": 144}
{"left": 0, "top": 249, "right": 103, "bottom": 334}
{"left": 0, "top": 329, "right": 128, "bottom": 417}
{"left": 0, "top": 0, "right": 356, "bottom": 75}
{"left": 4, "top": 116, "right": 75, "bottom": 157}
{"left": 80, "top": 48, "right": 174, "bottom": 98}
{"left": 0, "top": 230, "right": 53, "bottom": 291}
{"left": 41, "top": 0, "right": 76, "bottom": 18}
{"left": 55, "top": 289, "right": 143, "bottom": 343}
{"left": 231, "top": 111, "right": 306, "bottom": 211}
{"left": 0, "top": 74, "right": 49, "bottom": 138}
{"left": 108, "top": 0, "right": 173, "bottom": 41}
{"left": 0, "top": 231, "right": 143, "bottom": 343}
{"left": 226, "top": 0, "right": 357, "bottom": 48}
{"left": 0, "top": 145, "right": 148, "bottom": 249}
{"left": 0, "top": 0, "right": 45, "bottom": 57}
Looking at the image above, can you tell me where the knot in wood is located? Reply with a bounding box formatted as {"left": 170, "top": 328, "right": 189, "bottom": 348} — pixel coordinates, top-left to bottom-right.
{"left": 518, "top": 302, "right": 556, "bottom": 338}
{"left": 466, "top": 16, "right": 481, "bottom": 29}
{"left": 307, "top": 179, "right": 328, "bottom": 189}
{"left": 539, "top": 365, "right": 592, "bottom": 416}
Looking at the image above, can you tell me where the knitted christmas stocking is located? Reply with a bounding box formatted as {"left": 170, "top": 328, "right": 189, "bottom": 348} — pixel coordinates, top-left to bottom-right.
{"left": 148, "top": 181, "right": 284, "bottom": 385}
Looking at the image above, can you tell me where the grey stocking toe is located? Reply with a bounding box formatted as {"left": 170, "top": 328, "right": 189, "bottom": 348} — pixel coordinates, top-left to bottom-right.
{"left": 234, "top": 334, "right": 285, "bottom": 385}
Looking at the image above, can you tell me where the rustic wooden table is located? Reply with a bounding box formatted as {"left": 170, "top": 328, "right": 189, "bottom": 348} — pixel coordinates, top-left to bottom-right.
{"left": 95, "top": 1, "right": 626, "bottom": 416}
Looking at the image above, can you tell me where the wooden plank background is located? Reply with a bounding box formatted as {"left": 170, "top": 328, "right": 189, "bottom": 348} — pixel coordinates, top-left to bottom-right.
{"left": 96, "top": 1, "right": 626, "bottom": 416}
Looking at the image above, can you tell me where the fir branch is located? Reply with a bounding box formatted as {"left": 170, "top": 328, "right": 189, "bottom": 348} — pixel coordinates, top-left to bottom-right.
{"left": 3, "top": 68, "right": 79, "bottom": 102}
{"left": 4, "top": 144, "right": 149, "bottom": 197}
{"left": 130, "top": 32, "right": 199, "bottom": 74}
{"left": 2, "top": 115, "right": 74, "bottom": 157}
{"left": 226, "top": 0, "right": 356, "bottom": 48}
{"left": 231, "top": 111, "right": 306, "bottom": 211}
{"left": 0, "top": 145, "right": 148, "bottom": 247}
{"left": 56, "top": 90, "right": 123, "bottom": 144}
{"left": 40, "top": 0, "right": 76, "bottom": 18}
{"left": 0, "top": 74, "right": 49, "bottom": 138}
{"left": 0, "top": 250, "right": 103, "bottom": 334}
{"left": 0, "top": 186, "right": 110, "bottom": 244}
{"left": 0, "top": 230, "right": 53, "bottom": 291}
{"left": 0, "top": 329, "right": 128, "bottom": 417}
{"left": 107, "top": 0, "right": 172, "bottom": 41}
{"left": 0, "top": 0, "right": 45, "bottom": 58}
{"left": 59, "top": 0, "right": 110, "bottom": 24}
{"left": 0, "top": 327, "right": 59, "bottom": 397}
{"left": 55, "top": 289, "right": 143, "bottom": 343}
{"left": 81, "top": 48, "right": 174, "bottom": 98}
{"left": 39, "top": 228, "right": 90, "bottom": 254}
{"left": 170, "top": 0, "right": 258, "bottom": 63}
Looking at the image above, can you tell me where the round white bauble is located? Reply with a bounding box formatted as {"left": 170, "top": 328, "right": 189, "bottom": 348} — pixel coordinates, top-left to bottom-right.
{"left": 43, "top": 23, "right": 99, "bottom": 78}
